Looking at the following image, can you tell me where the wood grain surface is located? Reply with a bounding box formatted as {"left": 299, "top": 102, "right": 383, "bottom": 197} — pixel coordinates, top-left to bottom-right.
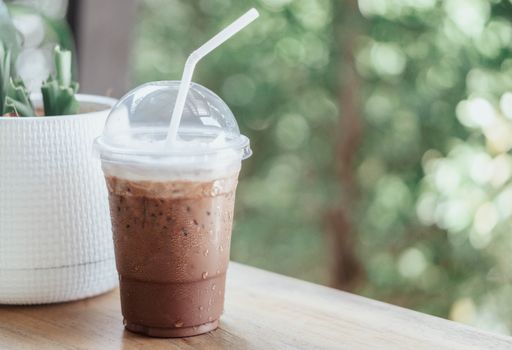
{"left": 0, "top": 262, "right": 511, "bottom": 349}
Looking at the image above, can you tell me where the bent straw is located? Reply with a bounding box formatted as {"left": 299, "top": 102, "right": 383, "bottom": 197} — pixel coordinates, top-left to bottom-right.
{"left": 165, "top": 8, "right": 259, "bottom": 147}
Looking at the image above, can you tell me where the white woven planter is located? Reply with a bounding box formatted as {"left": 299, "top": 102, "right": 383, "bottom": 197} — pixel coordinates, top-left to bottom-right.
{"left": 0, "top": 94, "right": 118, "bottom": 304}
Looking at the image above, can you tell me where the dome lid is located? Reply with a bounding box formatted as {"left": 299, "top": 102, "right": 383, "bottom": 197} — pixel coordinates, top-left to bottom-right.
{"left": 94, "top": 81, "right": 251, "bottom": 165}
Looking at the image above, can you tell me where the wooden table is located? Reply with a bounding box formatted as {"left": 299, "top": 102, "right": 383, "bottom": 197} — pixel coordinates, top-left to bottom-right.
{"left": 1, "top": 262, "right": 511, "bottom": 349}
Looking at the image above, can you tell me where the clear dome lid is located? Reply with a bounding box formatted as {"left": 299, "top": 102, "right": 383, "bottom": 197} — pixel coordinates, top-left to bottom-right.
{"left": 94, "top": 81, "right": 251, "bottom": 166}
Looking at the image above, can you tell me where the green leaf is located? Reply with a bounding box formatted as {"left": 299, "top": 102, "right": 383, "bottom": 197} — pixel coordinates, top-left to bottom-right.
{"left": 55, "top": 45, "right": 71, "bottom": 87}
{"left": 4, "top": 96, "right": 35, "bottom": 116}
{"left": 41, "top": 46, "right": 79, "bottom": 116}
{"left": 0, "top": 43, "right": 11, "bottom": 114}
{"left": 0, "top": 1, "right": 20, "bottom": 63}
{"left": 41, "top": 78, "right": 79, "bottom": 116}
{"left": 5, "top": 78, "right": 35, "bottom": 116}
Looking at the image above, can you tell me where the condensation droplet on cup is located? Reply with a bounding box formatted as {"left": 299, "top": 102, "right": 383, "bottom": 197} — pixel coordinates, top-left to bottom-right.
{"left": 199, "top": 305, "right": 204, "bottom": 311}
{"left": 123, "top": 318, "right": 127, "bottom": 326}
{"left": 212, "top": 284, "right": 216, "bottom": 291}
{"left": 175, "top": 321, "right": 184, "bottom": 328}
{"left": 208, "top": 316, "right": 213, "bottom": 322}
{"left": 219, "top": 245, "right": 224, "bottom": 252}
{"left": 203, "top": 249, "right": 209, "bottom": 256}
{"left": 210, "top": 184, "right": 220, "bottom": 196}
{"left": 202, "top": 271, "right": 209, "bottom": 279}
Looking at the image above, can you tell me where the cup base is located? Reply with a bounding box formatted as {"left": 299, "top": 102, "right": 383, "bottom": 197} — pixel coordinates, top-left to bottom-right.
{"left": 125, "top": 319, "right": 219, "bottom": 338}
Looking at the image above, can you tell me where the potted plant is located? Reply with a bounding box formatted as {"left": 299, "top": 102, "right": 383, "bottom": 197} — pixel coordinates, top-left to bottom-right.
{"left": 0, "top": 43, "right": 118, "bottom": 304}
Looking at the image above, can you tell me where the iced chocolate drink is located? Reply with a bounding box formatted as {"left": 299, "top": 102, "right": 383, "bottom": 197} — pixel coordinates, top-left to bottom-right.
{"left": 94, "top": 81, "right": 252, "bottom": 337}
{"left": 105, "top": 174, "right": 238, "bottom": 337}
{"left": 95, "top": 11, "right": 259, "bottom": 337}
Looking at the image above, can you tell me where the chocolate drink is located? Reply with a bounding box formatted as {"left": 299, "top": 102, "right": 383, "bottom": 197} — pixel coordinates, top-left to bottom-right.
{"left": 105, "top": 173, "right": 238, "bottom": 337}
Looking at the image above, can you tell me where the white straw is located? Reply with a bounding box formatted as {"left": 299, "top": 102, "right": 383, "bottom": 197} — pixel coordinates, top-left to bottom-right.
{"left": 165, "top": 8, "right": 260, "bottom": 147}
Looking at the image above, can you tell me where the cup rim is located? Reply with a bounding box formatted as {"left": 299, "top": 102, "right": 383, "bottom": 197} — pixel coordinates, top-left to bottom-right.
{"left": 94, "top": 134, "right": 252, "bottom": 169}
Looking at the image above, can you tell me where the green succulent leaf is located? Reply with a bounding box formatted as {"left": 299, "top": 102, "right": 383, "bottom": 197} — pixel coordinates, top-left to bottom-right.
{"left": 4, "top": 78, "right": 34, "bottom": 116}
{"left": 41, "top": 78, "right": 79, "bottom": 116}
{"left": 41, "top": 45, "right": 79, "bottom": 116}
{"left": 0, "top": 43, "right": 11, "bottom": 114}
{"left": 55, "top": 45, "right": 71, "bottom": 87}
{"left": 0, "top": 1, "right": 20, "bottom": 64}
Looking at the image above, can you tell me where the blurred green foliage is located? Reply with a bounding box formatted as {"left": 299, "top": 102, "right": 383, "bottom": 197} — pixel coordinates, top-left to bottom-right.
{"left": 133, "top": 0, "right": 512, "bottom": 335}
{"left": 355, "top": 0, "right": 512, "bottom": 334}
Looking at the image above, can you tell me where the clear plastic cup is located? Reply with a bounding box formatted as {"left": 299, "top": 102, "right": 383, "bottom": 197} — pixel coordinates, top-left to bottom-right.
{"left": 94, "top": 81, "right": 251, "bottom": 337}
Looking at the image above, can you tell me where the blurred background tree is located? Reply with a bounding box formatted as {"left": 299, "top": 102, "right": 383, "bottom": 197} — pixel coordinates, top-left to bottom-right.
{"left": 4, "top": 0, "right": 512, "bottom": 336}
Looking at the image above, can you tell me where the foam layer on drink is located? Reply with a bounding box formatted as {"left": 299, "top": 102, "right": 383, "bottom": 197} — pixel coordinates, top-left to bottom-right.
{"left": 101, "top": 155, "right": 241, "bottom": 182}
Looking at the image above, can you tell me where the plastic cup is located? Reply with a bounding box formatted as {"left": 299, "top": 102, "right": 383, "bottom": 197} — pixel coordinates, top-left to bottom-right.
{"left": 94, "top": 81, "right": 251, "bottom": 337}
